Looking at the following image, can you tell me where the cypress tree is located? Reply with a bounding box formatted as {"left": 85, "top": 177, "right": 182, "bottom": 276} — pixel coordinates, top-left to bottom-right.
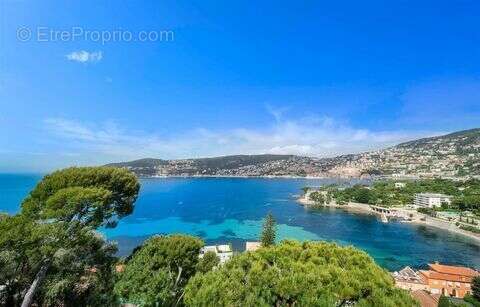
{"left": 261, "top": 213, "right": 276, "bottom": 247}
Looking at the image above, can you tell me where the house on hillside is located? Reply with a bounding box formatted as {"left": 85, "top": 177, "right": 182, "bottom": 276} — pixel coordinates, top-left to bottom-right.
{"left": 200, "top": 244, "right": 233, "bottom": 264}
{"left": 394, "top": 263, "right": 479, "bottom": 299}
{"left": 418, "top": 263, "right": 479, "bottom": 298}
{"left": 392, "top": 266, "right": 428, "bottom": 291}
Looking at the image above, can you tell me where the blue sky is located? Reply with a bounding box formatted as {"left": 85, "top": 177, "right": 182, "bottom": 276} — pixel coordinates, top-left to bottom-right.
{"left": 1, "top": 1, "right": 480, "bottom": 172}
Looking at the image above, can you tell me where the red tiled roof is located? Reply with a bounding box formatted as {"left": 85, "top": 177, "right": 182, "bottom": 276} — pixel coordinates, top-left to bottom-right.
{"left": 419, "top": 270, "right": 475, "bottom": 283}
{"left": 411, "top": 290, "right": 439, "bottom": 307}
{"left": 429, "top": 263, "right": 479, "bottom": 278}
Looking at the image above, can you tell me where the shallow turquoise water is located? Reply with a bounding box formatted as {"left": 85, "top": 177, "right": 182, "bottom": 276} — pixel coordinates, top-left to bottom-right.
{"left": 1, "top": 174, "right": 479, "bottom": 271}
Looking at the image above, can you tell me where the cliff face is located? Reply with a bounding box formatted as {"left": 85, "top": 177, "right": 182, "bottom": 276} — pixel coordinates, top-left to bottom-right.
{"left": 107, "top": 128, "right": 480, "bottom": 178}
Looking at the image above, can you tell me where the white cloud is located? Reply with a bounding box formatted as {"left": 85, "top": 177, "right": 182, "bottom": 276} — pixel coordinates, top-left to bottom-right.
{"left": 43, "top": 115, "right": 440, "bottom": 165}
{"left": 66, "top": 50, "right": 103, "bottom": 63}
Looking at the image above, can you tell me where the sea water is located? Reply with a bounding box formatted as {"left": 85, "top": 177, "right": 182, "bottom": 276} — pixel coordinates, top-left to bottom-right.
{"left": 1, "top": 174, "right": 478, "bottom": 271}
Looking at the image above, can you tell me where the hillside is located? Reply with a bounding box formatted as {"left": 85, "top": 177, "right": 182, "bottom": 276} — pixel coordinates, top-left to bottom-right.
{"left": 107, "top": 128, "right": 480, "bottom": 178}
{"left": 106, "top": 154, "right": 317, "bottom": 177}
{"left": 326, "top": 128, "right": 480, "bottom": 177}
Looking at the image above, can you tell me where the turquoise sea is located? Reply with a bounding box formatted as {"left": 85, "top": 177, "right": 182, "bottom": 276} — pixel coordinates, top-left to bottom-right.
{"left": 1, "top": 174, "right": 479, "bottom": 271}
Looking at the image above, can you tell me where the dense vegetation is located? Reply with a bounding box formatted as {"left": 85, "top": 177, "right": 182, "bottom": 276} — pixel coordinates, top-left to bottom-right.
{"left": 114, "top": 235, "right": 204, "bottom": 306}
{"left": 184, "top": 241, "right": 417, "bottom": 306}
{"left": 473, "top": 276, "right": 480, "bottom": 301}
{"left": 0, "top": 167, "right": 140, "bottom": 306}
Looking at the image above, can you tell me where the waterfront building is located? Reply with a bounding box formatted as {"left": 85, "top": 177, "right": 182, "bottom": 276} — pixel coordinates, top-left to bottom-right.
{"left": 392, "top": 266, "right": 428, "bottom": 291}
{"left": 245, "top": 241, "right": 261, "bottom": 252}
{"left": 414, "top": 193, "right": 452, "bottom": 208}
{"left": 200, "top": 244, "right": 233, "bottom": 264}
{"left": 418, "top": 263, "right": 479, "bottom": 298}
{"left": 394, "top": 263, "right": 479, "bottom": 298}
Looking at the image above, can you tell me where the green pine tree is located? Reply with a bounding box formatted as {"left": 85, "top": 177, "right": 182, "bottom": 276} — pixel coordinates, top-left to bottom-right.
{"left": 438, "top": 295, "right": 452, "bottom": 307}
{"left": 260, "top": 213, "right": 276, "bottom": 247}
{"left": 472, "top": 276, "right": 480, "bottom": 301}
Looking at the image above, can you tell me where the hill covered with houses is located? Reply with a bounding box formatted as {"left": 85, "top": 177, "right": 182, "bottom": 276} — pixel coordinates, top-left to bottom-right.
{"left": 107, "top": 128, "right": 480, "bottom": 178}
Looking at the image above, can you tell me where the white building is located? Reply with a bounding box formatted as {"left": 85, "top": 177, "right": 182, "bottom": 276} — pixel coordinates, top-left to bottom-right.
{"left": 392, "top": 266, "right": 428, "bottom": 291}
{"left": 414, "top": 193, "right": 452, "bottom": 208}
{"left": 394, "top": 182, "right": 406, "bottom": 189}
{"left": 200, "top": 244, "right": 233, "bottom": 264}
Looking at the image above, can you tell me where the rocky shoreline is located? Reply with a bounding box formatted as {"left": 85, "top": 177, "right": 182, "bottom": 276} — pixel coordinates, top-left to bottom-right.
{"left": 297, "top": 196, "right": 374, "bottom": 214}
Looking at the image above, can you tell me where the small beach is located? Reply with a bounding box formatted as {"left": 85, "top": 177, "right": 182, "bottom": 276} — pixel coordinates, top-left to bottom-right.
{"left": 297, "top": 193, "right": 480, "bottom": 245}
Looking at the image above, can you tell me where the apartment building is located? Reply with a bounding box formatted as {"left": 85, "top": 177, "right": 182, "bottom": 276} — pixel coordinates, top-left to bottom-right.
{"left": 414, "top": 193, "right": 452, "bottom": 208}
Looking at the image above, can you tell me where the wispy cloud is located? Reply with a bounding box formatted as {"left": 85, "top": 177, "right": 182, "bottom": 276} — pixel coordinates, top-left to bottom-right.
{"left": 265, "top": 104, "right": 290, "bottom": 123}
{"left": 66, "top": 50, "right": 103, "bottom": 63}
{"left": 43, "top": 114, "right": 440, "bottom": 165}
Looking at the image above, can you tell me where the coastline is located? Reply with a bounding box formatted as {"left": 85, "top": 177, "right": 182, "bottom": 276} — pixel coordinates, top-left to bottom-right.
{"left": 297, "top": 196, "right": 480, "bottom": 245}
{"left": 142, "top": 174, "right": 364, "bottom": 180}
{"left": 408, "top": 215, "right": 480, "bottom": 244}
{"left": 297, "top": 197, "right": 375, "bottom": 215}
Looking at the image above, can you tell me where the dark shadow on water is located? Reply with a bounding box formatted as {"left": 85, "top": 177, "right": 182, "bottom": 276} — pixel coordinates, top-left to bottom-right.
{"left": 415, "top": 225, "right": 439, "bottom": 240}
{"left": 196, "top": 230, "right": 207, "bottom": 238}
{"left": 222, "top": 229, "right": 236, "bottom": 237}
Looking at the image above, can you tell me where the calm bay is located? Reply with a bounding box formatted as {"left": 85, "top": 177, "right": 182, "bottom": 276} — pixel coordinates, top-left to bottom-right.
{"left": 1, "top": 174, "right": 478, "bottom": 271}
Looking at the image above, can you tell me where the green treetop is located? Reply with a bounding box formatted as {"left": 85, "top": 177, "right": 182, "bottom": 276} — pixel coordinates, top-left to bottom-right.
{"left": 196, "top": 251, "right": 220, "bottom": 274}
{"left": 21, "top": 166, "right": 140, "bottom": 226}
{"left": 309, "top": 191, "right": 326, "bottom": 205}
{"left": 472, "top": 276, "right": 480, "bottom": 301}
{"left": 114, "top": 234, "right": 204, "bottom": 307}
{"left": 184, "top": 241, "right": 417, "bottom": 306}
{"left": 260, "top": 213, "right": 276, "bottom": 247}
{"left": 437, "top": 295, "right": 453, "bottom": 307}
{"left": 0, "top": 166, "right": 139, "bottom": 307}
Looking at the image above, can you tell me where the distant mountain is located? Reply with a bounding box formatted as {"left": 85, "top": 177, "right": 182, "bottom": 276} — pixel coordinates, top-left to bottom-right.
{"left": 106, "top": 155, "right": 311, "bottom": 177}
{"left": 107, "top": 128, "right": 480, "bottom": 178}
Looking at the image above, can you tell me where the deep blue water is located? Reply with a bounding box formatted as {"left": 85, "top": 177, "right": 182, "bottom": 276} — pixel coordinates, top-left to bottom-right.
{"left": 0, "top": 173, "right": 43, "bottom": 214}
{"left": 1, "top": 174, "right": 479, "bottom": 271}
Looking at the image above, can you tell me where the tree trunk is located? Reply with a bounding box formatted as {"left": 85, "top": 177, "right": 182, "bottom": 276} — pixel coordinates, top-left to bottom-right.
{"left": 174, "top": 266, "right": 183, "bottom": 288}
{"left": 21, "top": 261, "right": 50, "bottom": 307}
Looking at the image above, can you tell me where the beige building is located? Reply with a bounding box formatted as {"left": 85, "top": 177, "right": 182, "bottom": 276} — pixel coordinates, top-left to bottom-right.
{"left": 394, "top": 263, "right": 479, "bottom": 299}
{"left": 419, "top": 263, "right": 479, "bottom": 298}
{"left": 245, "top": 241, "right": 261, "bottom": 252}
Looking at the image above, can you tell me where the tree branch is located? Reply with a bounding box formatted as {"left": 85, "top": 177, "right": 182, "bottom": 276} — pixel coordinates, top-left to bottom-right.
{"left": 21, "top": 260, "right": 50, "bottom": 307}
